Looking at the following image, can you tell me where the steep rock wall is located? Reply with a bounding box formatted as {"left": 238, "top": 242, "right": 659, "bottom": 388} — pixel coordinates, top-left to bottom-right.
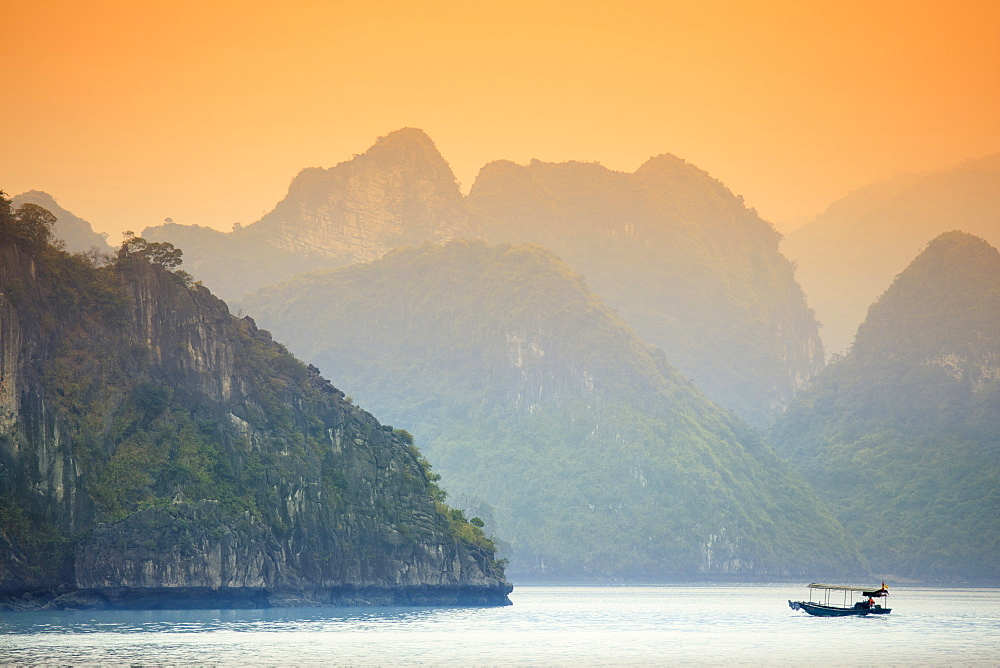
{"left": 0, "top": 242, "right": 509, "bottom": 608}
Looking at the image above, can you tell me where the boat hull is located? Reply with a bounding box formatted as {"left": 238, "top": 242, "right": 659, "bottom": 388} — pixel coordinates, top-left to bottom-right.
{"left": 789, "top": 600, "right": 891, "bottom": 616}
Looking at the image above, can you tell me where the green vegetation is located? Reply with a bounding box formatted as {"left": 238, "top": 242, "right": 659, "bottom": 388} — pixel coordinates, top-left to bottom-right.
{"left": 0, "top": 495, "right": 78, "bottom": 583}
{"left": 0, "top": 194, "right": 502, "bottom": 589}
{"left": 121, "top": 230, "right": 184, "bottom": 269}
{"left": 770, "top": 232, "right": 1000, "bottom": 581}
{"left": 11, "top": 190, "right": 112, "bottom": 254}
{"left": 140, "top": 132, "right": 822, "bottom": 426}
{"left": 0, "top": 199, "right": 58, "bottom": 253}
{"left": 244, "top": 240, "right": 861, "bottom": 579}
{"left": 468, "top": 157, "right": 824, "bottom": 426}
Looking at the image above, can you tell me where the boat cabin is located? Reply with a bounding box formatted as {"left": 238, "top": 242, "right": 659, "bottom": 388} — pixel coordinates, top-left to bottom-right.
{"left": 789, "top": 582, "right": 891, "bottom": 616}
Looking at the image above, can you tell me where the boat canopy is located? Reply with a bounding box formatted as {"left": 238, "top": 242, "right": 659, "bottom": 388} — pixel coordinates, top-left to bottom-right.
{"left": 808, "top": 583, "right": 888, "bottom": 596}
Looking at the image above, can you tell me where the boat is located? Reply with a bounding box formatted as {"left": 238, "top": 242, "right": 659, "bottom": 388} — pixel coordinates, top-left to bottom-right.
{"left": 789, "top": 582, "right": 891, "bottom": 616}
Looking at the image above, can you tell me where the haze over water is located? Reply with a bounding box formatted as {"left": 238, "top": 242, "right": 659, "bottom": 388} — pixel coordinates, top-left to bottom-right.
{"left": 3, "top": 585, "right": 998, "bottom": 666}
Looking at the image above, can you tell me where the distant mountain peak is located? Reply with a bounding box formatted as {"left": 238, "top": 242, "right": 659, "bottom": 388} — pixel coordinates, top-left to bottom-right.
{"left": 14, "top": 189, "right": 58, "bottom": 207}
{"left": 468, "top": 147, "right": 819, "bottom": 425}
{"left": 634, "top": 152, "right": 690, "bottom": 172}
{"left": 770, "top": 229, "right": 1000, "bottom": 581}
{"left": 353, "top": 127, "right": 452, "bottom": 169}
{"left": 927, "top": 228, "right": 998, "bottom": 251}
{"left": 472, "top": 159, "right": 521, "bottom": 181}
{"left": 248, "top": 127, "right": 474, "bottom": 264}
{"left": 634, "top": 153, "right": 739, "bottom": 204}
{"left": 782, "top": 156, "right": 1000, "bottom": 355}
{"left": 854, "top": 230, "right": 1000, "bottom": 369}
{"left": 12, "top": 190, "right": 111, "bottom": 253}
{"left": 372, "top": 126, "right": 437, "bottom": 149}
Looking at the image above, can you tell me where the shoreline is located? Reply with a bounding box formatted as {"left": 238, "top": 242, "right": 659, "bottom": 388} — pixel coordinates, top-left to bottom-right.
{"left": 0, "top": 583, "right": 514, "bottom": 612}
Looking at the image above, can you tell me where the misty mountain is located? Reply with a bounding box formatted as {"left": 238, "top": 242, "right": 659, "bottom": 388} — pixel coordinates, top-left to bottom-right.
{"left": 144, "top": 222, "right": 332, "bottom": 305}
{"left": 469, "top": 156, "right": 824, "bottom": 425}
{"left": 252, "top": 127, "right": 476, "bottom": 260}
{"left": 11, "top": 191, "right": 112, "bottom": 254}
{"left": 769, "top": 231, "right": 1000, "bottom": 581}
{"left": 143, "top": 128, "right": 476, "bottom": 303}
{"left": 242, "top": 240, "right": 863, "bottom": 581}
{"left": 144, "top": 128, "right": 823, "bottom": 424}
{"left": 782, "top": 154, "right": 1000, "bottom": 354}
{"left": 0, "top": 196, "right": 508, "bottom": 607}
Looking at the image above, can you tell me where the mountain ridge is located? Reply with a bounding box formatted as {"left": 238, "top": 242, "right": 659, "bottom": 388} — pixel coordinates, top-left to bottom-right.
{"left": 469, "top": 155, "right": 822, "bottom": 425}
{"left": 243, "top": 240, "right": 864, "bottom": 581}
{"left": 769, "top": 231, "right": 1000, "bottom": 581}
{"left": 137, "top": 129, "right": 827, "bottom": 423}
{"left": 782, "top": 154, "right": 1000, "bottom": 354}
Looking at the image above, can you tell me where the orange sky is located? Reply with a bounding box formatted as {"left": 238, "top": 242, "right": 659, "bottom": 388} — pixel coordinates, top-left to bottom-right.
{"left": 3, "top": 0, "right": 998, "bottom": 240}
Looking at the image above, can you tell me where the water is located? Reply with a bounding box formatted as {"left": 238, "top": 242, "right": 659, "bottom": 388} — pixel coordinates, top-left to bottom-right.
{"left": 1, "top": 585, "right": 997, "bottom": 666}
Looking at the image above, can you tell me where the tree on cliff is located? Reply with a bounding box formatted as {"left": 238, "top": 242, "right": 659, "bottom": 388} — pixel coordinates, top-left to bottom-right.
{"left": 0, "top": 192, "right": 58, "bottom": 253}
{"left": 120, "top": 230, "right": 183, "bottom": 268}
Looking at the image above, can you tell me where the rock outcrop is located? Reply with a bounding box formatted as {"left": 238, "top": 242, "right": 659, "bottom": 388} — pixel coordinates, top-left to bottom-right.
{"left": 253, "top": 128, "right": 476, "bottom": 262}
{"left": 0, "top": 203, "right": 510, "bottom": 609}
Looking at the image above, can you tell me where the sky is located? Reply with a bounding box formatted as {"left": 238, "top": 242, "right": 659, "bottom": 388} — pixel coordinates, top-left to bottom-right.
{"left": 3, "top": 0, "right": 998, "bottom": 240}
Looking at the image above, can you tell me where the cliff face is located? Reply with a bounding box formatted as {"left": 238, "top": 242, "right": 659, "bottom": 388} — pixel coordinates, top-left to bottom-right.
{"left": 252, "top": 128, "right": 476, "bottom": 263}
{"left": 142, "top": 128, "right": 476, "bottom": 305}
{"left": 469, "top": 156, "right": 824, "bottom": 425}
{"left": 0, "top": 236, "right": 509, "bottom": 609}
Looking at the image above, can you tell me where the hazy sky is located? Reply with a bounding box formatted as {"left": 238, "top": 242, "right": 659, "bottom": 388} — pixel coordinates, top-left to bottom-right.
{"left": 3, "top": 0, "right": 998, "bottom": 240}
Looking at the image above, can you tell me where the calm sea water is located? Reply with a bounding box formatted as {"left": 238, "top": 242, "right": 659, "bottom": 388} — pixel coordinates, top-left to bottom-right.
{"left": 1, "top": 584, "right": 997, "bottom": 666}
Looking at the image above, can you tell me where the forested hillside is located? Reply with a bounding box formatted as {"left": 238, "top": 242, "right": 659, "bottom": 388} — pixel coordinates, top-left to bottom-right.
{"left": 769, "top": 232, "right": 1000, "bottom": 581}
{"left": 243, "top": 240, "right": 862, "bottom": 581}
{"left": 0, "top": 195, "right": 509, "bottom": 608}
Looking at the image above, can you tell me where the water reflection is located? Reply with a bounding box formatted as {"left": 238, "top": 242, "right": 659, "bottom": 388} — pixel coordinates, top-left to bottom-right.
{"left": 0, "top": 604, "right": 479, "bottom": 635}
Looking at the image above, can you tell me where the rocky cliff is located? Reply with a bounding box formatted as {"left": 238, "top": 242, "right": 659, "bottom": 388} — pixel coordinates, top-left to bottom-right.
{"left": 252, "top": 128, "right": 476, "bottom": 262}
{"left": 143, "top": 128, "right": 476, "bottom": 304}
{"left": 0, "top": 203, "right": 510, "bottom": 609}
